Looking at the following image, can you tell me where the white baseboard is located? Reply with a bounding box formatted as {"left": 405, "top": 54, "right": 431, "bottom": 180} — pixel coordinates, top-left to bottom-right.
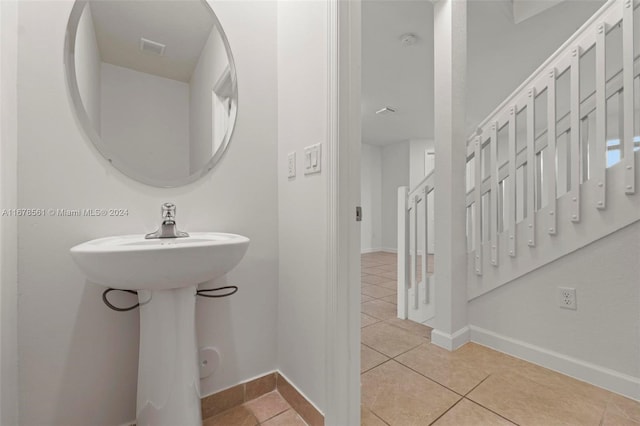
{"left": 360, "top": 247, "right": 397, "bottom": 254}
{"left": 470, "top": 325, "right": 640, "bottom": 402}
{"left": 431, "top": 326, "right": 470, "bottom": 351}
{"left": 360, "top": 247, "right": 382, "bottom": 254}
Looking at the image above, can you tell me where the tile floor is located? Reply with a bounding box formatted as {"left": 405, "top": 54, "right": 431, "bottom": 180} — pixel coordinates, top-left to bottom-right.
{"left": 360, "top": 251, "right": 640, "bottom": 426}
{"left": 203, "top": 390, "right": 308, "bottom": 426}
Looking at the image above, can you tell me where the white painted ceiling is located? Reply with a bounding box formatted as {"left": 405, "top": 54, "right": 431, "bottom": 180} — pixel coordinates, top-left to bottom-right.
{"left": 362, "top": 0, "right": 606, "bottom": 146}
{"left": 89, "top": 0, "right": 216, "bottom": 82}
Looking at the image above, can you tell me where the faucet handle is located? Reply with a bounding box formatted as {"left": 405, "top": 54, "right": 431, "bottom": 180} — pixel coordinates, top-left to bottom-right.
{"left": 162, "top": 202, "right": 176, "bottom": 222}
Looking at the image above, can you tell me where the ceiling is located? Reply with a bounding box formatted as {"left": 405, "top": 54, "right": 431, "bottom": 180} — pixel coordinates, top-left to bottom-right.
{"left": 362, "top": 0, "right": 606, "bottom": 146}
{"left": 88, "top": 0, "right": 216, "bottom": 82}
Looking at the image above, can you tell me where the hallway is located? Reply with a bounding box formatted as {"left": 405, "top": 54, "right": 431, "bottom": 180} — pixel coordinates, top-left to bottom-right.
{"left": 360, "top": 252, "right": 640, "bottom": 425}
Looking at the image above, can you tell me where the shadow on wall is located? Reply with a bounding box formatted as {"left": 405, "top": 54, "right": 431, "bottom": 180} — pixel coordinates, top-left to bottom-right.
{"left": 55, "top": 284, "right": 138, "bottom": 425}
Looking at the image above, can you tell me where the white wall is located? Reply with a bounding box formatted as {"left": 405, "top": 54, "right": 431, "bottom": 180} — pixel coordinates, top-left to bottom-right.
{"left": 467, "top": 0, "right": 604, "bottom": 132}
{"left": 409, "top": 139, "right": 432, "bottom": 189}
{"left": 381, "top": 141, "right": 410, "bottom": 251}
{"left": 75, "top": 3, "right": 101, "bottom": 133}
{"left": 0, "top": 1, "right": 19, "bottom": 424}
{"left": 469, "top": 221, "right": 640, "bottom": 379}
{"left": 277, "top": 0, "right": 328, "bottom": 413}
{"left": 361, "top": 144, "right": 382, "bottom": 252}
{"left": 17, "top": 1, "right": 278, "bottom": 425}
{"left": 101, "top": 63, "right": 190, "bottom": 182}
{"left": 189, "top": 25, "right": 229, "bottom": 174}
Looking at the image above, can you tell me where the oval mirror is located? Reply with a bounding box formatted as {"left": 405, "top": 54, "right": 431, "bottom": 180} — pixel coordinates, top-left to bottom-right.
{"left": 65, "top": 0, "right": 238, "bottom": 187}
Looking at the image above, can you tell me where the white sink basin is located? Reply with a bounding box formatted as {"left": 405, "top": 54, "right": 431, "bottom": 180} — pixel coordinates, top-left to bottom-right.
{"left": 70, "top": 232, "right": 250, "bottom": 290}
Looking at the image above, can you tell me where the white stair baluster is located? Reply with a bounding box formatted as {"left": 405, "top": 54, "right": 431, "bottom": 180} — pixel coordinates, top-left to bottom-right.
{"left": 547, "top": 68, "right": 558, "bottom": 235}
{"left": 508, "top": 107, "right": 517, "bottom": 256}
{"left": 595, "top": 22, "right": 608, "bottom": 209}
{"left": 570, "top": 47, "right": 582, "bottom": 222}
{"left": 490, "top": 122, "right": 499, "bottom": 265}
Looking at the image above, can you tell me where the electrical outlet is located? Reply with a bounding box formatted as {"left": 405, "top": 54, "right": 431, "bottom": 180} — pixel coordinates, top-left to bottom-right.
{"left": 558, "top": 287, "right": 577, "bottom": 310}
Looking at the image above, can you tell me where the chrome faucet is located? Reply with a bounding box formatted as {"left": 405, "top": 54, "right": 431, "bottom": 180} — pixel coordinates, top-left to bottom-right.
{"left": 145, "top": 203, "right": 190, "bottom": 239}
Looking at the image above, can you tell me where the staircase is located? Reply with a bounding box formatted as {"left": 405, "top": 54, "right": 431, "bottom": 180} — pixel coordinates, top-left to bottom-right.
{"left": 398, "top": 0, "right": 640, "bottom": 323}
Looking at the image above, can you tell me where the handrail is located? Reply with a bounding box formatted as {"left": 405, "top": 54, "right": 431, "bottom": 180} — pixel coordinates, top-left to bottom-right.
{"left": 408, "top": 169, "right": 435, "bottom": 201}
{"left": 462, "top": 0, "right": 638, "bottom": 280}
{"left": 466, "top": 0, "right": 624, "bottom": 141}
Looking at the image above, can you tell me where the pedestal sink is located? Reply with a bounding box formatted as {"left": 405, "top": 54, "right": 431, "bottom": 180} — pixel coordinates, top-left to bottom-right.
{"left": 70, "top": 232, "right": 250, "bottom": 426}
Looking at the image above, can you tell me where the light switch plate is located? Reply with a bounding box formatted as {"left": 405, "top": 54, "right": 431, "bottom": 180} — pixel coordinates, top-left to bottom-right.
{"left": 304, "top": 144, "right": 322, "bottom": 175}
{"left": 287, "top": 152, "right": 296, "bottom": 178}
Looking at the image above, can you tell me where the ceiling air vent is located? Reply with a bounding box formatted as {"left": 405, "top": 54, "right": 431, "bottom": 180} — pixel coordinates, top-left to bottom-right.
{"left": 139, "top": 37, "right": 166, "bottom": 56}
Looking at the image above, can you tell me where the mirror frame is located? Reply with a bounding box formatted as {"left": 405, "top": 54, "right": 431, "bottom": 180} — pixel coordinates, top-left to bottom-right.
{"left": 63, "top": 0, "right": 239, "bottom": 188}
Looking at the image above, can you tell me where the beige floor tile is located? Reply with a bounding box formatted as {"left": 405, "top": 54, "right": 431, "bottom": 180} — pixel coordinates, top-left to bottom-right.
{"left": 243, "top": 391, "right": 290, "bottom": 423}
{"left": 361, "top": 405, "right": 387, "bottom": 426}
{"left": 361, "top": 294, "right": 375, "bottom": 303}
{"left": 361, "top": 298, "right": 397, "bottom": 319}
{"left": 396, "top": 343, "right": 489, "bottom": 395}
{"left": 514, "top": 361, "right": 612, "bottom": 406}
{"left": 203, "top": 405, "right": 258, "bottom": 426}
{"left": 467, "top": 369, "right": 607, "bottom": 426}
{"left": 384, "top": 318, "right": 432, "bottom": 339}
{"left": 261, "top": 409, "right": 308, "bottom": 426}
{"left": 378, "top": 271, "right": 399, "bottom": 280}
{"left": 379, "top": 295, "right": 397, "bottom": 305}
{"left": 432, "top": 399, "right": 515, "bottom": 426}
{"left": 362, "top": 274, "right": 391, "bottom": 285}
{"left": 375, "top": 263, "right": 397, "bottom": 272}
{"left": 361, "top": 344, "right": 389, "bottom": 373}
{"left": 361, "top": 300, "right": 398, "bottom": 321}
{"left": 362, "top": 260, "right": 384, "bottom": 268}
{"left": 362, "top": 267, "right": 388, "bottom": 275}
{"left": 361, "top": 284, "right": 396, "bottom": 299}
{"left": 605, "top": 393, "right": 640, "bottom": 424}
{"left": 362, "top": 360, "right": 460, "bottom": 425}
{"left": 375, "top": 280, "right": 397, "bottom": 290}
{"left": 361, "top": 322, "right": 424, "bottom": 357}
{"left": 449, "top": 343, "right": 529, "bottom": 376}
{"left": 602, "top": 410, "right": 640, "bottom": 426}
{"left": 361, "top": 313, "right": 380, "bottom": 328}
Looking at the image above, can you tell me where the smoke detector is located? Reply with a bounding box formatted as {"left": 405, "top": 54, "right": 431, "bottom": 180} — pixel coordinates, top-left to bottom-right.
{"left": 139, "top": 37, "right": 166, "bottom": 56}
{"left": 376, "top": 107, "right": 396, "bottom": 115}
{"left": 400, "top": 33, "right": 418, "bottom": 47}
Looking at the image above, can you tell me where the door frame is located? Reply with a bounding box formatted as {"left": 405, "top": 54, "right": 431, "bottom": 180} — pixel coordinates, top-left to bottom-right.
{"left": 324, "top": 0, "right": 362, "bottom": 424}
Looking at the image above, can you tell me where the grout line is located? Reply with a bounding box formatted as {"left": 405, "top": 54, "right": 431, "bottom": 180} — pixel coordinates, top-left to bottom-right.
{"left": 368, "top": 408, "right": 392, "bottom": 426}
{"left": 388, "top": 342, "right": 424, "bottom": 360}
{"left": 361, "top": 342, "right": 391, "bottom": 359}
{"left": 462, "top": 396, "right": 521, "bottom": 426}
{"left": 252, "top": 392, "right": 291, "bottom": 424}
{"left": 463, "top": 375, "right": 490, "bottom": 397}
{"left": 427, "top": 396, "right": 465, "bottom": 425}
{"left": 391, "top": 359, "right": 467, "bottom": 399}
{"left": 463, "top": 376, "right": 521, "bottom": 426}
{"left": 361, "top": 358, "right": 393, "bottom": 375}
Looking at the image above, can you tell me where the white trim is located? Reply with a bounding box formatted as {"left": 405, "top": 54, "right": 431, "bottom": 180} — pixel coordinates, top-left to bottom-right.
{"left": 360, "top": 247, "right": 399, "bottom": 254}
{"left": 325, "top": 0, "right": 361, "bottom": 424}
{"left": 0, "top": 1, "right": 20, "bottom": 424}
{"left": 470, "top": 325, "right": 640, "bottom": 402}
{"left": 431, "top": 326, "right": 470, "bottom": 351}
{"left": 360, "top": 247, "right": 383, "bottom": 254}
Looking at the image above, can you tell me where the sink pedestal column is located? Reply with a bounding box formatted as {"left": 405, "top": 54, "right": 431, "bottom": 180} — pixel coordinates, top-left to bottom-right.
{"left": 136, "top": 285, "right": 202, "bottom": 426}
